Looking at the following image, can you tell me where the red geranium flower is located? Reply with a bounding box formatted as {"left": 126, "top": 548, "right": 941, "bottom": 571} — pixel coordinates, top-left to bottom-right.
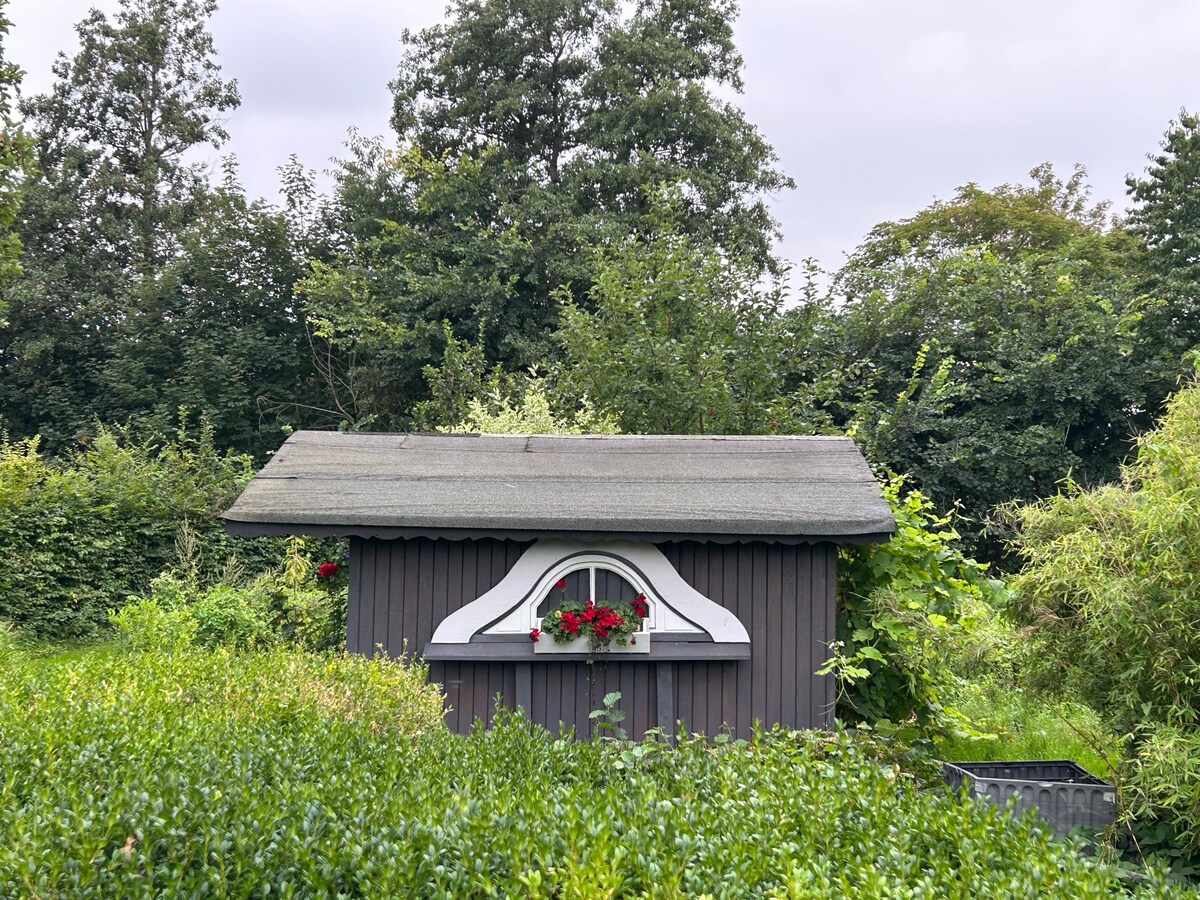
{"left": 555, "top": 578, "right": 567, "bottom": 590}
{"left": 529, "top": 628, "right": 540, "bottom": 643}
{"left": 317, "top": 562, "right": 339, "bottom": 579}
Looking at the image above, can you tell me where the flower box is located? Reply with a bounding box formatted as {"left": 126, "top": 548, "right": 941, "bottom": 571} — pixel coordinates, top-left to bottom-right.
{"left": 534, "top": 634, "right": 650, "bottom": 655}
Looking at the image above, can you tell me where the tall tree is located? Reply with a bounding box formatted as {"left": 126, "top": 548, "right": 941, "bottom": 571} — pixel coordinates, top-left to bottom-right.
{"left": 1125, "top": 110, "right": 1200, "bottom": 366}
{"left": 392, "top": 0, "right": 789, "bottom": 269}
{"left": 21, "top": 0, "right": 238, "bottom": 269}
{"left": 0, "top": 0, "right": 312, "bottom": 455}
{"left": 305, "top": 0, "right": 792, "bottom": 430}
{"left": 828, "top": 167, "right": 1158, "bottom": 562}
{"left": 0, "top": 0, "right": 34, "bottom": 316}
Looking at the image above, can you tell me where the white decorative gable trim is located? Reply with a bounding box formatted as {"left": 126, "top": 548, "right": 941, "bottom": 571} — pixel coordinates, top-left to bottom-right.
{"left": 429, "top": 539, "right": 750, "bottom": 645}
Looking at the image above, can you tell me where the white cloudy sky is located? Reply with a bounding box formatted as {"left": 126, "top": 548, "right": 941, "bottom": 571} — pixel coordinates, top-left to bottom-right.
{"left": 6, "top": 0, "right": 1199, "bottom": 276}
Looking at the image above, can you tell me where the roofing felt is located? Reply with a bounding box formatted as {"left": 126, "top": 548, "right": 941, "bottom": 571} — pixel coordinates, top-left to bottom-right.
{"left": 221, "top": 431, "right": 895, "bottom": 542}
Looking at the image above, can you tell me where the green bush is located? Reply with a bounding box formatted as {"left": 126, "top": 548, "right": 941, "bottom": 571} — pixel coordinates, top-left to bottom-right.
{"left": 112, "top": 561, "right": 347, "bottom": 652}
{"left": 1010, "top": 381, "right": 1200, "bottom": 732}
{"left": 0, "top": 648, "right": 1185, "bottom": 897}
{"left": 1009, "top": 379, "right": 1200, "bottom": 859}
{"left": 832, "top": 476, "right": 1008, "bottom": 729}
{"left": 188, "top": 584, "right": 272, "bottom": 648}
{"left": 0, "top": 424, "right": 280, "bottom": 639}
{"left": 109, "top": 596, "right": 197, "bottom": 652}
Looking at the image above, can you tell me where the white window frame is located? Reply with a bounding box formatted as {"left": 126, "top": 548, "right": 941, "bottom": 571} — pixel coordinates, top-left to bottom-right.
{"left": 527, "top": 554, "right": 656, "bottom": 633}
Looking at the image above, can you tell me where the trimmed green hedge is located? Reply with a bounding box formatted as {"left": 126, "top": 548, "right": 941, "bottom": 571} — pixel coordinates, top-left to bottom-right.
{"left": 0, "top": 648, "right": 1187, "bottom": 897}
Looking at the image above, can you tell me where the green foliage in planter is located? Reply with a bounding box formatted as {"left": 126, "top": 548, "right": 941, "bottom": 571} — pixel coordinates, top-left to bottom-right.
{"left": 0, "top": 423, "right": 279, "bottom": 639}
{"left": 0, "top": 648, "right": 1186, "bottom": 897}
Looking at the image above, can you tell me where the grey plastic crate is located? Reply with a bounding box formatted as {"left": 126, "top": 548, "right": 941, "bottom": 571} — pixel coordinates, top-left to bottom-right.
{"left": 943, "top": 760, "right": 1116, "bottom": 838}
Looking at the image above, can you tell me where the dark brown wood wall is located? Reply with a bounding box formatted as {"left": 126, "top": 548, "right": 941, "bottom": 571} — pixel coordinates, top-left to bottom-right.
{"left": 348, "top": 537, "right": 837, "bottom": 737}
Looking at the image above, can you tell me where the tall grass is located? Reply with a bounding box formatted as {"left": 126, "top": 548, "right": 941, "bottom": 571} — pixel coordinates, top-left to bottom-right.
{"left": 937, "top": 676, "right": 1120, "bottom": 776}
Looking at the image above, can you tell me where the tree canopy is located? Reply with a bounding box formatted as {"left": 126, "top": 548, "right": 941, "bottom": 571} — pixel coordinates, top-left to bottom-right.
{"left": 0, "top": 0, "right": 317, "bottom": 456}
{"left": 1125, "top": 110, "right": 1200, "bottom": 369}
{"left": 300, "top": 0, "right": 793, "bottom": 431}
{"left": 824, "top": 167, "right": 1169, "bottom": 560}
{"left": 0, "top": 0, "right": 34, "bottom": 314}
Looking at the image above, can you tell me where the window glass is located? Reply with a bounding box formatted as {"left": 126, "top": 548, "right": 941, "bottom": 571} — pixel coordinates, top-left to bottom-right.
{"left": 535, "top": 568, "right": 589, "bottom": 615}
{"left": 594, "top": 568, "right": 638, "bottom": 605}
{"left": 534, "top": 567, "right": 639, "bottom": 615}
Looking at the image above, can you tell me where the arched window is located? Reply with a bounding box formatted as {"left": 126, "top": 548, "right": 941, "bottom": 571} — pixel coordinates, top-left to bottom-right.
{"left": 531, "top": 556, "right": 656, "bottom": 632}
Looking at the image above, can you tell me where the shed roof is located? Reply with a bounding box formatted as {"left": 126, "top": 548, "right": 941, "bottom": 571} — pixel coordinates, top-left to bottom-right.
{"left": 221, "top": 432, "right": 895, "bottom": 544}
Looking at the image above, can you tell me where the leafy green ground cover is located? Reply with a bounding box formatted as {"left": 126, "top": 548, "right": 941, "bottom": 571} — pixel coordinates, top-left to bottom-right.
{"left": 0, "top": 648, "right": 1189, "bottom": 898}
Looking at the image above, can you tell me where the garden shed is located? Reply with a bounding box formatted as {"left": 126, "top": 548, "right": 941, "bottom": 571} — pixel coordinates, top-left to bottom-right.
{"left": 223, "top": 432, "right": 894, "bottom": 738}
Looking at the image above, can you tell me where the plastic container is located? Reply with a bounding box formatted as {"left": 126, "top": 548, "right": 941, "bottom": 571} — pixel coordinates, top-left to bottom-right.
{"left": 943, "top": 760, "right": 1116, "bottom": 837}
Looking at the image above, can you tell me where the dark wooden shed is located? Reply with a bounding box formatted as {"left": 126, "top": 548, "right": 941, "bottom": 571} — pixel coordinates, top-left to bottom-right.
{"left": 223, "top": 432, "right": 894, "bottom": 738}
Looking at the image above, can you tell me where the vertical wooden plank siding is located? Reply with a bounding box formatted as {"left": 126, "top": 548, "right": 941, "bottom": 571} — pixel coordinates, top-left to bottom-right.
{"left": 348, "top": 537, "right": 838, "bottom": 737}
{"left": 345, "top": 537, "right": 363, "bottom": 654}
{"left": 371, "top": 540, "right": 390, "bottom": 657}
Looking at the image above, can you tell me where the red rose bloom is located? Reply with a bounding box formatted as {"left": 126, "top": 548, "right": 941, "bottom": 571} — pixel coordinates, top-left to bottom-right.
{"left": 529, "top": 628, "right": 540, "bottom": 642}
{"left": 555, "top": 579, "right": 567, "bottom": 590}
{"left": 317, "top": 562, "right": 339, "bottom": 579}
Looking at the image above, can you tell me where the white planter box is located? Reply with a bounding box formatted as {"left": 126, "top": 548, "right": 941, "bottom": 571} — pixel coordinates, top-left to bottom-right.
{"left": 533, "top": 633, "right": 650, "bottom": 654}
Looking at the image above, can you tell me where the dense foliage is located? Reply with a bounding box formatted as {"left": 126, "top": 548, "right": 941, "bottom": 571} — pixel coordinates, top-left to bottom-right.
{"left": 1010, "top": 380, "right": 1200, "bottom": 730}
{"left": 1009, "top": 379, "right": 1200, "bottom": 856}
{"left": 0, "top": 0, "right": 320, "bottom": 455}
{"left": 558, "top": 191, "right": 795, "bottom": 435}
{"left": 299, "top": 0, "right": 792, "bottom": 429}
{"left": 111, "top": 545, "right": 348, "bottom": 653}
{"left": 0, "top": 648, "right": 1182, "bottom": 898}
{"left": 830, "top": 477, "right": 1007, "bottom": 729}
{"left": 828, "top": 166, "right": 1173, "bottom": 561}
{"left": 0, "top": 0, "right": 1196, "bottom": 569}
{"left": 0, "top": 424, "right": 274, "bottom": 638}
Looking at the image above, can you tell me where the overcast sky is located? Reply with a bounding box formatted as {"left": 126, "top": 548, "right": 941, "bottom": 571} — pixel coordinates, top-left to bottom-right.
{"left": 6, "top": 0, "right": 1199, "bottom": 277}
